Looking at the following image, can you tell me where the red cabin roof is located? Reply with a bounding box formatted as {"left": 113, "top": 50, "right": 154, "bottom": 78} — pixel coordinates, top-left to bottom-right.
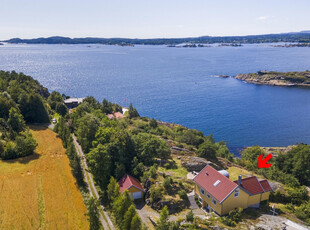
{"left": 118, "top": 174, "right": 144, "bottom": 193}
{"left": 259, "top": 180, "right": 272, "bottom": 192}
{"left": 193, "top": 165, "right": 238, "bottom": 203}
{"left": 234, "top": 176, "right": 264, "bottom": 195}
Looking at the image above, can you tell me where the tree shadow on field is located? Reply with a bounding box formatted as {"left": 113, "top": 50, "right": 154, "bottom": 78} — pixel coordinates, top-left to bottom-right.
{"left": 3, "top": 152, "right": 41, "bottom": 164}
{"left": 28, "top": 124, "right": 49, "bottom": 131}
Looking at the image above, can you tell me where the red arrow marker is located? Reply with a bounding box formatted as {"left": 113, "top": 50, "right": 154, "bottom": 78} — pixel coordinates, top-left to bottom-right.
{"left": 258, "top": 153, "right": 273, "bottom": 168}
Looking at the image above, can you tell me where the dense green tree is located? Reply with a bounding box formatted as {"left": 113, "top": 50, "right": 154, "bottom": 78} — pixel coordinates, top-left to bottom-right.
{"left": 92, "top": 126, "right": 116, "bottom": 147}
{"left": 69, "top": 151, "right": 84, "bottom": 185}
{"left": 275, "top": 144, "right": 310, "bottom": 186}
{"left": 133, "top": 133, "right": 171, "bottom": 164}
{"left": 55, "top": 103, "right": 68, "bottom": 116}
{"left": 84, "top": 96, "right": 102, "bottom": 110}
{"left": 132, "top": 162, "right": 145, "bottom": 179}
{"left": 107, "top": 177, "right": 120, "bottom": 204}
{"left": 240, "top": 146, "right": 266, "bottom": 170}
{"left": 76, "top": 113, "right": 100, "bottom": 153}
{"left": 8, "top": 107, "right": 26, "bottom": 133}
{"left": 47, "top": 91, "right": 63, "bottom": 110}
{"left": 156, "top": 206, "right": 170, "bottom": 230}
{"left": 122, "top": 204, "right": 137, "bottom": 230}
{"left": 87, "top": 197, "right": 100, "bottom": 230}
{"left": 197, "top": 141, "right": 217, "bottom": 160}
{"left": 54, "top": 117, "right": 71, "bottom": 148}
{"left": 14, "top": 131, "right": 37, "bottom": 157}
{"left": 19, "top": 93, "right": 50, "bottom": 123}
{"left": 0, "top": 94, "right": 16, "bottom": 119}
{"left": 109, "top": 130, "right": 136, "bottom": 171}
{"left": 1, "top": 141, "right": 17, "bottom": 159}
{"left": 216, "top": 141, "right": 234, "bottom": 161}
{"left": 87, "top": 144, "right": 111, "bottom": 189}
{"left": 149, "top": 118, "right": 158, "bottom": 128}
{"left": 128, "top": 103, "right": 139, "bottom": 118}
{"left": 177, "top": 129, "right": 204, "bottom": 147}
{"left": 102, "top": 99, "right": 113, "bottom": 114}
{"left": 115, "top": 163, "right": 126, "bottom": 180}
{"left": 113, "top": 190, "right": 133, "bottom": 223}
{"left": 130, "top": 214, "right": 142, "bottom": 230}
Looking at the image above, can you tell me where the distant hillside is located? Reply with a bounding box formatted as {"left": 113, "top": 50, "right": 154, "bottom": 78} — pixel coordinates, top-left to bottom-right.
{"left": 4, "top": 31, "right": 310, "bottom": 45}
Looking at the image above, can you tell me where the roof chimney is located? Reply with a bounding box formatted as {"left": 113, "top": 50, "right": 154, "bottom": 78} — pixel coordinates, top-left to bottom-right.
{"left": 238, "top": 175, "right": 242, "bottom": 185}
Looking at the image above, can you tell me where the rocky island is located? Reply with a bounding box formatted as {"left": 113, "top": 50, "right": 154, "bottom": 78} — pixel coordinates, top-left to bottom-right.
{"left": 233, "top": 70, "right": 310, "bottom": 87}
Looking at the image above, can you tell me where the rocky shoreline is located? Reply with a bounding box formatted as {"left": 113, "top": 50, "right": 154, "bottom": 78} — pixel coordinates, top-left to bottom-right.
{"left": 219, "top": 70, "right": 310, "bottom": 87}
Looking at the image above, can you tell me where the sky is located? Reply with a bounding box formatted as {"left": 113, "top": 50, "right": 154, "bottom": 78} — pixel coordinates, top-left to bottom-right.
{"left": 0, "top": 0, "right": 310, "bottom": 40}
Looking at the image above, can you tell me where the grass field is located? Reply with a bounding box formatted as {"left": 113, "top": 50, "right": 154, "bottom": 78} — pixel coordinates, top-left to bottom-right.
{"left": 227, "top": 166, "right": 265, "bottom": 181}
{"left": 0, "top": 126, "right": 89, "bottom": 229}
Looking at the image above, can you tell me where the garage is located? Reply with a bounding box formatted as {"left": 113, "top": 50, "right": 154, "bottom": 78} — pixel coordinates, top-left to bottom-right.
{"left": 132, "top": 191, "right": 142, "bottom": 200}
{"left": 118, "top": 174, "right": 145, "bottom": 200}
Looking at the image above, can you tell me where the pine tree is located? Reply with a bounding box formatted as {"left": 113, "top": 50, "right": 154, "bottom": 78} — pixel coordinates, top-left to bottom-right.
{"left": 130, "top": 214, "right": 142, "bottom": 230}
{"left": 87, "top": 197, "right": 100, "bottom": 230}
{"left": 156, "top": 205, "right": 170, "bottom": 230}
{"left": 107, "top": 177, "right": 120, "bottom": 204}
{"left": 113, "top": 190, "right": 133, "bottom": 223}
{"left": 122, "top": 204, "right": 136, "bottom": 230}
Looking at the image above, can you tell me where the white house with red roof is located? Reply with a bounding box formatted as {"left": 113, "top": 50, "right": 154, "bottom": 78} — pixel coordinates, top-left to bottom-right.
{"left": 118, "top": 174, "right": 145, "bottom": 200}
{"left": 193, "top": 165, "right": 272, "bottom": 216}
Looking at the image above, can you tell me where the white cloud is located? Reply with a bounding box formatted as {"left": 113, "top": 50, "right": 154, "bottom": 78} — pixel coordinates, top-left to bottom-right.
{"left": 256, "top": 16, "right": 269, "bottom": 21}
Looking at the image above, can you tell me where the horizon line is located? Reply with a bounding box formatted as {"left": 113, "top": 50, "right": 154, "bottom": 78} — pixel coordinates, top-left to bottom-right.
{"left": 3, "top": 30, "right": 310, "bottom": 41}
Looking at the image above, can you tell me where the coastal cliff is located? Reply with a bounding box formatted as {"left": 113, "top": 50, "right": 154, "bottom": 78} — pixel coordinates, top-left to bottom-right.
{"left": 234, "top": 70, "right": 310, "bottom": 87}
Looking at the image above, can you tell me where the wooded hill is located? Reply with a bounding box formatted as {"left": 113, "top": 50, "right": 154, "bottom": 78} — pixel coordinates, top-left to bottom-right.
{"left": 4, "top": 31, "right": 310, "bottom": 45}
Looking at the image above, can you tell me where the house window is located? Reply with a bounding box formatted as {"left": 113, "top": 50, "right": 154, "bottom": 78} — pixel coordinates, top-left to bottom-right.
{"left": 198, "top": 197, "right": 203, "bottom": 204}
{"left": 234, "top": 188, "right": 240, "bottom": 198}
{"left": 207, "top": 193, "right": 210, "bottom": 198}
{"left": 212, "top": 198, "right": 217, "bottom": 206}
{"left": 200, "top": 188, "right": 205, "bottom": 195}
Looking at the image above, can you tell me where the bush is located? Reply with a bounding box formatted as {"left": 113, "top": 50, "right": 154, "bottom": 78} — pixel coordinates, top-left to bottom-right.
{"left": 270, "top": 190, "right": 288, "bottom": 203}
{"left": 221, "top": 208, "right": 243, "bottom": 227}
{"left": 163, "top": 177, "right": 172, "bottom": 190}
{"left": 164, "top": 163, "right": 170, "bottom": 169}
{"left": 287, "top": 186, "right": 309, "bottom": 206}
{"left": 178, "top": 190, "right": 188, "bottom": 201}
{"left": 221, "top": 216, "right": 235, "bottom": 227}
{"left": 186, "top": 210, "right": 194, "bottom": 222}
{"left": 194, "top": 196, "right": 202, "bottom": 208}
{"left": 295, "top": 202, "right": 310, "bottom": 224}
{"left": 150, "top": 187, "right": 162, "bottom": 203}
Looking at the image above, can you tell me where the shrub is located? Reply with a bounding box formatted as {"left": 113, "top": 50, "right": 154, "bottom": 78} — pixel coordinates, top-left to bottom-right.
{"left": 186, "top": 210, "right": 194, "bottom": 222}
{"left": 221, "top": 208, "right": 243, "bottom": 227}
{"left": 194, "top": 196, "right": 202, "bottom": 208}
{"left": 163, "top": 177, "right": 172, "bottom": 190}
{"left": 150, "top": 187, "right": 162, "bottom": 203}
{"left": 164, "top": 163, "right": 170, "bottom": 169}
{"left": 178, "top": 190, "right": 188, "bottom": 201}
{"left": 295, "top": 202, "right": 310, "bottom": 224}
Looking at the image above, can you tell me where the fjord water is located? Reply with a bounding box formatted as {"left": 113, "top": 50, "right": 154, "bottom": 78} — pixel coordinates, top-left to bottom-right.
{"left": 1, "top": 44, "right": 310, "bottom": 152}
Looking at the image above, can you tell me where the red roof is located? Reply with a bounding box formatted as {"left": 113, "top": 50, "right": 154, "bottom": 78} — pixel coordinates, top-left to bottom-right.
{"left": 114, "top": 112, "right": 125, "bottom": 119}
{"left": 234, "top": 176, "right": 264, "bottom": 195}
{"left": 259, "top": 180, "right": 272, "bottom": 192}
{"left": 193, "top": 165, "right": 238, "bottom": 203}
{"left": 107, "top": 112, "right": 125, "bottom": 120}
{"left": 118, "top": 174, "right": 144, "bottom": 193}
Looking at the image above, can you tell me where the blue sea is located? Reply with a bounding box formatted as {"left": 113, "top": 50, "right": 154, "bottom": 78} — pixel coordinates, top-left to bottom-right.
{"left": 1, "top": 43, "right": 310, "bottom": 153}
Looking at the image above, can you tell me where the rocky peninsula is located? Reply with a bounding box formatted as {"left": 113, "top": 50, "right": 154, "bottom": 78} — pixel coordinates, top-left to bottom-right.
{"left": 232, "top": 70, "right": 310, "bottom": 87}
